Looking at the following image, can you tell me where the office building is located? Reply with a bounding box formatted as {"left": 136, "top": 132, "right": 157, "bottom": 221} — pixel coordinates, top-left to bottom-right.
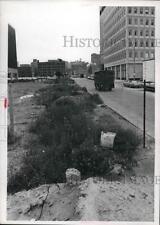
{"left": 31, "top": 59, "right": 39, "bottom": 77}
{"left": 91, "top": 53, "right": 101, "bottom": 65}
{"left": 38, "top": 59, "right": 65, "bottom": 77}
{"left": 90, "top": 53, "right": 101, "bottom": 74}
{"left": 8, "top": 24, "right": 18, "bottom": 79}
{"left": 100, "top": 7, "right": 155, "bottom": 80}
{"left": 70, "top": 60, "right": 88, "bottom": 76}
{"left": 18, "top": 64, "right": 32, "bottom": 77}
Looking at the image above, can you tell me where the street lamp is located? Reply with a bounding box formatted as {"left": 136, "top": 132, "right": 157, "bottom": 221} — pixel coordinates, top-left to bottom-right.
{"left": 143, "top": 78, "right": 146, "bottom": 148}
{"left": 133, "top": 39, "right": 136, "bottom": 80}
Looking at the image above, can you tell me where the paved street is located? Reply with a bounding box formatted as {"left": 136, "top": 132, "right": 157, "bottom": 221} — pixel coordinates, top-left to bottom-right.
{"left": 74, "top": 78, "right": 155, "bottom": 138}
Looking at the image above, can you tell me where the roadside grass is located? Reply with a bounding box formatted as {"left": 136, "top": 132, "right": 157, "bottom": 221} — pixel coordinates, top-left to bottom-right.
{"left": 7, "top": 78, "right": 140, "bottom": 194}
{"left": 8, "top": 128, "right": 20, "bottom": 145}
{"left": 93, "top": 113, "right": 141, "bottom": 164}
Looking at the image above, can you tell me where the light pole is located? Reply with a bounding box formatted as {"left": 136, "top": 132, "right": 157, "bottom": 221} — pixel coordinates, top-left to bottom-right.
{"left": 143, "top": 79, "right": 146, "bottom": 148}
{"left": 133, "top": 39, "right": 136, "bottom": 80}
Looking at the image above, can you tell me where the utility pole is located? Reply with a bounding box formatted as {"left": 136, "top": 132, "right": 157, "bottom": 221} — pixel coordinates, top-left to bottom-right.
{"left": 143, "top": 79, "right": 146, "bottom": 148}
{"left": 133, "top": 40, "right": 136, "bottom": 80}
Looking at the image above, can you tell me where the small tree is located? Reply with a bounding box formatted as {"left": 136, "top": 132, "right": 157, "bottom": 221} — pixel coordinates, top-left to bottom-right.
{"left": 87, "top": 65, "right": 92, "bottom": 75}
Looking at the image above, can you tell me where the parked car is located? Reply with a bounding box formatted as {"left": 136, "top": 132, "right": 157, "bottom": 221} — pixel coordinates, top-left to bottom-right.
{"left": 123, "top": 80, "right": 143, "bottom": 88}
{"left": 87, "top": 74, "right": 94, "bottom": 80}
{"left": 145, "top": 82, "right": 155, "bottom": 92}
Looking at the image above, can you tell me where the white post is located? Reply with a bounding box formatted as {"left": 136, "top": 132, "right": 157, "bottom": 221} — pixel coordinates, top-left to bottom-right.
{"left": 0, "top": 3, "right": 8, "bottom": 223}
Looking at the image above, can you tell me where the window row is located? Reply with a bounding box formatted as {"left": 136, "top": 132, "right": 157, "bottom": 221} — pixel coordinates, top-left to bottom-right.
{"left": 104, "top": 19, "right": 125, "bottom": 41}
{"left": 104, "top": 16, "right": 125, "bottom": 37}
{"left": 128, "top": 7, "right": 154, "bottom": 15}
{"left": 104, "top": 50, "right": 126, "bottom": 64}
{"left": 128, "top": 17, "right": 154, "bottom": 26}
{"left": 128, "top": 39, "right": 155, "bottom": 47}
{"left": 128, "top": 50, "right": 154, "bottom": 59}
{"left": 128, "top": 29, "right": 155, "bottom": 37}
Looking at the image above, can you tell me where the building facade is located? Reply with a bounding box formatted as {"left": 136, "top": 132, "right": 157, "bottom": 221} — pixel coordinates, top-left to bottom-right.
{"left": 8, "top": 24, "right": 18, "bottom": 79}
{"left": 70, "top": 60, "right": 88, "bottom": 76}
{"left": 31, "top": 59, "right": 39, "bottom": 77}
{"left": 38, "top": 59, "right": 65, "bottom": 77}
{"left": 18, "top": 64, "right": 32, "bottom": 77}
{"left": 90, "top": 53, "right": 101, "bottom": 74}
{"left": 100, "top": 7, "right": 155, "bottom": 80}
{"left": 91, "top": 53, "right": 101, "bottom": 65}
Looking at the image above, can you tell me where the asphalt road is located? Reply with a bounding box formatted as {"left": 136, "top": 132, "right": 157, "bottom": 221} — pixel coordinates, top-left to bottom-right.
{"left": 74, "top": 78, "right": 155, "bottom": 138}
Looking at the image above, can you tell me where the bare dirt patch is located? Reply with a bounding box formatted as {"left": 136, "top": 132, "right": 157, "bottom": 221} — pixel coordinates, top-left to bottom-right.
{"left": 8, "top": 82, "right": 49, "bottom": 181}
{"left": 7, "top": 183, "right": 80, "bottom": 221}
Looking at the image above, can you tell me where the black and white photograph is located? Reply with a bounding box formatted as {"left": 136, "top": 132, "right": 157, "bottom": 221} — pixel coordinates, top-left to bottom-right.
{"left": 0, "top": 0, "right": 160, "bottom": 223}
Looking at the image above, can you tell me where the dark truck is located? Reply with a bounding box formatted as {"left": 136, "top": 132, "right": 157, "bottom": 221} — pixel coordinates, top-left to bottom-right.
{"left": 94, "top": 70, "right": 114, "bottom": 91}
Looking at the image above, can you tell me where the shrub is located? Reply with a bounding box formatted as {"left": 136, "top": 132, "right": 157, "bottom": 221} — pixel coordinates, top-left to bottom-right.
{"left": 113, "top": 129, "right": 140, "bottom": 161}
{"left": 90, "top": 93, "right": 103, "bottom": 105}
{"left": 8, "top": 128, "right": 19, "bottom": 145}
{"left": 72, "top": 139, "right": 114, "bottom": 177}
{"left": 35, "top": 79, "right": 81, "bottom": 108}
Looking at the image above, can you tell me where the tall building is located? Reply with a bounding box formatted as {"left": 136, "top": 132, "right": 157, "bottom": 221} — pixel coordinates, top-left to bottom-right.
{"left": 8, "top": 24, "right": 18, "bottom": 79}
{"left": 38, "top": 59, "right": 65, "bottom": 77}
{"left": 91, "top": 53, "right": 101, "bottom": 65}
{"left": 90, "top": 53, "right": 101, "bottom": 74}
{"left": 100, "top": 7, "right": 155, "bottom": 80}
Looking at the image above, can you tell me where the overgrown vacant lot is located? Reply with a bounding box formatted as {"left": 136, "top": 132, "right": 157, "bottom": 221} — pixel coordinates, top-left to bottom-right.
{"left": 7, "top": 78, "right": 154, "bottom": 221}
{"left": 8, "top": 78, "right": 147, "bottom": 194}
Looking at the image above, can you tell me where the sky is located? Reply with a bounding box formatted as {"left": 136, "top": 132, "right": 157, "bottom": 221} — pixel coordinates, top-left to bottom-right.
{"left": 1, "top": 1, "right": 100, "bottom": 64}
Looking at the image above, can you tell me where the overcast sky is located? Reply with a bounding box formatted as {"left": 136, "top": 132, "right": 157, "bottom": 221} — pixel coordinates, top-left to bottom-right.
{"left": 1, "top": 1, "right": 100, "bottom": 64}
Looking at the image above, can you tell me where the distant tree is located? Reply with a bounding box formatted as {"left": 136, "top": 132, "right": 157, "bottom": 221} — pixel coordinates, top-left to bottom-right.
{"left": 88, "top": 65, "right": 92, "bottom": 75}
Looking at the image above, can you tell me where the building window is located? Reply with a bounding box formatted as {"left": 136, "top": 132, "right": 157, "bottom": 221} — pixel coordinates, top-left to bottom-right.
{"left": 134, "top": 7, "right": 137, "bottom": 13}
{"left": 129, "top": 30, "right": 132, "bottom": 36}
{"left": 145, "top": 7, "right": 149, "bottom": 14}
{"left": 128, "top": 18, "right": 132, "bottom": 24}
{"left": 135, "top": 40, "right": 138, "bottom": 47}
{"left": 151, "top": 8, "right": 154, "bottom": 15}
{"left": 151, "top": 41, "right": 154, "bottom": 47}
{"left": 151, "top": 19, "right": 154, "bottom": 26}
{"left": 150, "top": 52, "right": 154, "bottom": 58}
{"left": 145, "top": 19, "right": 149, "bottom": 25}
{"left": 134, "top": 18, "right": 138, "bottom": 25}
{"left": 146, "top": 41, "right": 149, "bottom": 47}
{"left": 129, "top": 40, "right": 133, "bottom": 47}
{"left": 140, "top": 52, "right": 144, "bottom": 58}
{"left": 145, "top": 30, "right": 149, "bottom": 36}
{"left": 134, "top": 30, "right": 137, "bottom": 36}
{"left": 128, "top": 7, "right": 132, "bottom": 13}
{"left": 140, "top": 7, "right": 143, "bottom": 14}
{"left": 145, "top": 52, "right": 149, "bottom": 58}
{"left": 129, "top": 51, "right": 132, "bottom": 57}
{"left": 140, "top": 30, "right": 143, "bottom": 36}
{"left": 135, "top": 52, "right": 138, "bottom": 58}
{"left": 140, "top": 18, "right": 143, "bottom": 25}
{"left": 140, "top": 41, "right": 144, "bottom": 47}
{"left": 151, "top": 30, "right": 154, "bottom": 36}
